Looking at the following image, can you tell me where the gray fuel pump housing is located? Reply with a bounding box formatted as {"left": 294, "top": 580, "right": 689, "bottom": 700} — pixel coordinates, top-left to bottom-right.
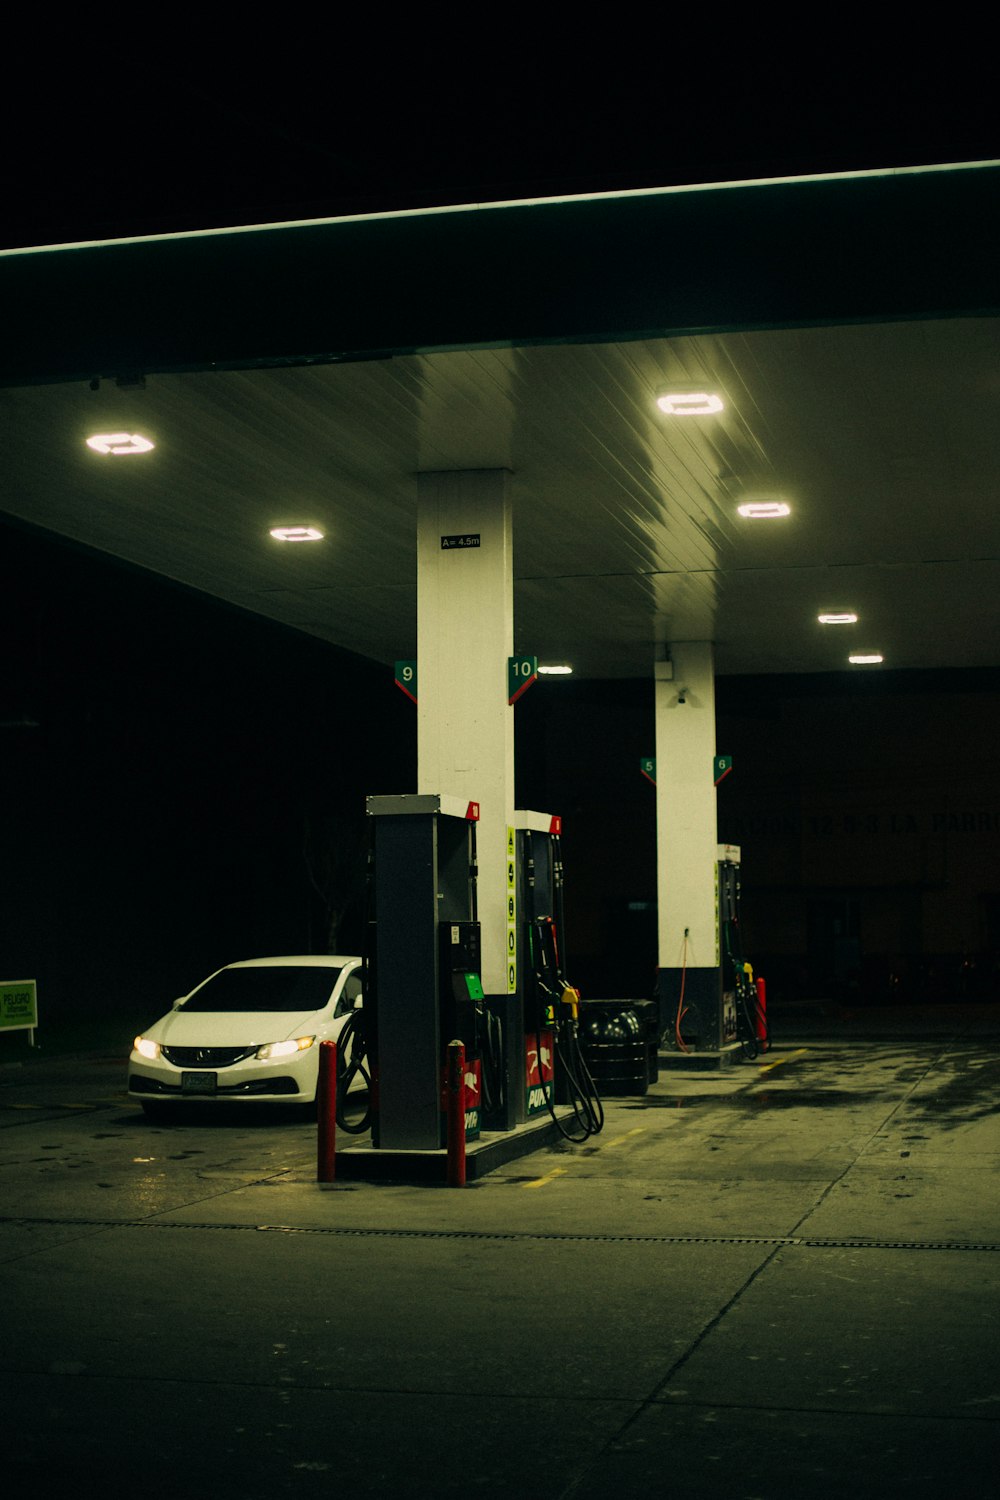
{"left": 366, "top": 794, "right": 481, "bottom": 1150}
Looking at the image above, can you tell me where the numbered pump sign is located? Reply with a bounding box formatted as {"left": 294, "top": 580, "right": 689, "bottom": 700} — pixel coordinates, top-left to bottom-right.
{"left": 508, "top": 656, "right": 538, "bottom": 704}
{"left": 396, "top": 657, "right": 540, "bottom": 706}
{"left": 394, "top": 660, "right": 417, "bottom": 704}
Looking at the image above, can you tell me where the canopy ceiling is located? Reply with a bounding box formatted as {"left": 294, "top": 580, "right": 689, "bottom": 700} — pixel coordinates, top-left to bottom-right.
{"left": 3, "top": 162, "right": 999, "bottom": 679}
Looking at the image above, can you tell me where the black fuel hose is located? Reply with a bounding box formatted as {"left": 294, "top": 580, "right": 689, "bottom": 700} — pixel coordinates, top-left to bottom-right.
{"left": 479, "top": 1005, "right": 505, "bottom": 1117}
{"left": 532, "top": 979, "right": 604, "bottom": 1143}
{"left": 553, "top": 1014, "right": 604, "bottom": 1140}
{"left": 723, "top": 918, "right": 769, "bottom": 1059}
{"left": 527, "top": 919, "right": 601, "bottom": 1141}
{"left": 335, "top": 1009, "right": 371, "bottom": 1132}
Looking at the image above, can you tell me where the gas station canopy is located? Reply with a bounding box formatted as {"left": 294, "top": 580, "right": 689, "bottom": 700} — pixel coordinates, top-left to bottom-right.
{"left": 3, "top": 161, "right": 1000, "bottom": 679}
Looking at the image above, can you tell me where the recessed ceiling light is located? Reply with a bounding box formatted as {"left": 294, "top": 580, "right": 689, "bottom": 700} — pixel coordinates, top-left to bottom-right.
{"left": 269, "top": 526, "right": 324, "bottom": 542}
{"left": 818, "top": 612, "right": 859, "bottom": 625}
{"left": 737, "top": 500, "right": 791, "bottom": 519}
{"left": 849, "top": 654, "right": 884, "bottom": 665}
{"left": 656, "top": 392, "right": 724, "bottom": 416}
{"left": 538, "top": 664, "right": 573, "bottom": 676}
{"left": 86, "top": 432, "right": 155, "bottom": 455}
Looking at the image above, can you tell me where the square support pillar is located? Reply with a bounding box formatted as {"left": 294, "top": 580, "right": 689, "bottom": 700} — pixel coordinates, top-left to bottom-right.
{"left": 417, "top": 470, "right": 513, "bottom": 994}
{"left": 655, "top": 643, "right": 720, "bottom": 1032}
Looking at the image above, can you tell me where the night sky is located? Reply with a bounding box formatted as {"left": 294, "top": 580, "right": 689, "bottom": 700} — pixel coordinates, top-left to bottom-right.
{"left": 3, "top": 50, "right": 996, "bottom": 251}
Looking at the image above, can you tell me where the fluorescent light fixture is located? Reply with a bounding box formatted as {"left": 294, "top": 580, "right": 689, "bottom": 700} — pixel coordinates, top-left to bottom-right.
{"left": 849, "top": 653, "right": 884, "bottom": 665}
{"left": 86, "top": 431, "right": 155, "bottom": 455}
{"left": 818, "top": 612, "right": 858, "bottom": 625}
{"left": 737, "top": 500, "right": 791, "bottom": 519}
{"left": 656, "top": 392, "right": 724, "bottom": 415}
{"left": 269, "top": 526, "right": 324, "bottom": 542}
{"left": 538, "top": 664, "right": 573, "bottom": 676}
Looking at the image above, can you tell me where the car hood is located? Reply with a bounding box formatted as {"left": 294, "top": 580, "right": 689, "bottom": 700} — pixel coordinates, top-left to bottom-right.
{"left": 145, "top": 1010, "right": 322, "bottom": 1046}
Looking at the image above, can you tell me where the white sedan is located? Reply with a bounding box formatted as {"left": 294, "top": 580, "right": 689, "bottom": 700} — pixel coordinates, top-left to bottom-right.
{"left": 128, "top": 955, "right": 365, "bottom": 1117}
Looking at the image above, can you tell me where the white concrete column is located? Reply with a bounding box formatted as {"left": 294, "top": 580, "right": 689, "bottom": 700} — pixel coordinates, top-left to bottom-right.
{"left": 417, "top": 470, "right": 513, "bottom": 994}
{"left": 655, "top": 642, "right": 719, "bottom": 971}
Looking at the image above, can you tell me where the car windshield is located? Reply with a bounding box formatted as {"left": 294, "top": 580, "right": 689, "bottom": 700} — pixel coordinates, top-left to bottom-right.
{"left": 179, "top": 966, "right": 343, "bottom": 1013}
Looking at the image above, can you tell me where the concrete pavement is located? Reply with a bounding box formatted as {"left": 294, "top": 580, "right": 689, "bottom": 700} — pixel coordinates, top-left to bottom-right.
{"left": 2, "top": 1007, "right": 999, "bottom": 1497}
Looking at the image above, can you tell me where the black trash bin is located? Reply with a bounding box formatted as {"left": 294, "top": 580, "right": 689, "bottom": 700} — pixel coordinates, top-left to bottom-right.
{"left": 578, "top": 1001, "right": 648, "bottom": 1097}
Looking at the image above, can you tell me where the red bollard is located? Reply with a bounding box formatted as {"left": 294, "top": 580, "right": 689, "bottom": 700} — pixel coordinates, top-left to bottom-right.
{"left": 446, "top": 1039, "right": 466, "bottom": 1188}
{"left": 755, "top": 977, "right": 768, "bottom": 1051}
{"left": 317, "top": 1040, "right": 337, "bottom": 1182}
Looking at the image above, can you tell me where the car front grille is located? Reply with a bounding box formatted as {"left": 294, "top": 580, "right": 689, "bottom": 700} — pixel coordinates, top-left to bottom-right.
{"left": 130, "top": 1074, "right": 301, "bottom": 1096}
{"left": 161, "top": 1045, "right": 259, "bottom": 1068}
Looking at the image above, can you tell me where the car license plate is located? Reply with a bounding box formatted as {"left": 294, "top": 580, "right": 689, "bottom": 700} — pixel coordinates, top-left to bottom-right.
{"left": 181, "top": 1071, "right": 218, "bottom": 1095}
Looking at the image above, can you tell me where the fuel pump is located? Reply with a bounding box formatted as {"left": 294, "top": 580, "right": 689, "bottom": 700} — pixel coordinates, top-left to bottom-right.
{"left": 717, "top": 849, "right": 769, "bottom": 1058}
{"left": 515, "top": 812, "right": 603, "bottom": 1141}
{"left": 715, "top": 850, "right": 741, "bottom": 1050}
{"left": 438, "top": 916, "right": 489, "bottom": 1136}
{"left": 364, "top": 794, "right": 487, "bottom": 1150}
{"left": 362, "top": 795, "right": 600, "bottom": 1152}
{"left": 516, "top": 814, "right": 558, "bottom": 1122}
{"left": 665, "top": 844, "right": 767, "bottom": 1058}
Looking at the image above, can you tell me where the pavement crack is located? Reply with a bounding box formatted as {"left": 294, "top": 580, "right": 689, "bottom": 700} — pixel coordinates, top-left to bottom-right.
{"left": 785, "top": 1039, "right": 953, "bottom": 1240}
{"left": 554, "top": 1241, "right": 785, "bottom": 1500}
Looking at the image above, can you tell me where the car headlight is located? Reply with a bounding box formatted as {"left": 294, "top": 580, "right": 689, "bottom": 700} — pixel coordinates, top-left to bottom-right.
{"left": 256, "top": 1036, "right": 316, "bottom": 1060}
{"left": 133, "top": 1036, "right": 161, "bottom": 1061}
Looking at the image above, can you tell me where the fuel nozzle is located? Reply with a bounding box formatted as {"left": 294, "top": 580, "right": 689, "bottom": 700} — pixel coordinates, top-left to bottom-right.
{"left": 559, "top": 983, "right": 580, "bottom": 1021}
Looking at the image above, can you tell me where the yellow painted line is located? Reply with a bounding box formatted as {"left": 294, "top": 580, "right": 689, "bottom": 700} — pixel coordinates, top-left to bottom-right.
{"left": 601, "top": 1127, "right": 647, "bottom": 1151}
{"left": 757, "top": 1047, "right": 809, "bottom": 1075}
{"left": 520, "top": 1127, "right": 647, "bottom": 1187}
{"left": 521, "top": 1165, "right": 568, "bottom": 1190}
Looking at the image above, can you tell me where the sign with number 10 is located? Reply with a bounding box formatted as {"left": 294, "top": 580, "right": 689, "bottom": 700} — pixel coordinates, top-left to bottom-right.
{"left": 508, "top": 656, "right": 538, "bottom": 704}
